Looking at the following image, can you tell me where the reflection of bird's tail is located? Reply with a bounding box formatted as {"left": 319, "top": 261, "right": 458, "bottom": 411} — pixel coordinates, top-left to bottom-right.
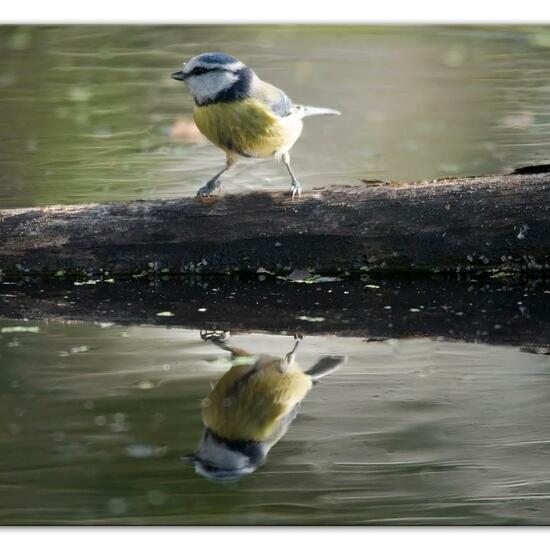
{"left": 301, "top": 106, "right": 341, "bottom": 117}
{"left": 305, "top": 355, "right": 347, "bottom": 381}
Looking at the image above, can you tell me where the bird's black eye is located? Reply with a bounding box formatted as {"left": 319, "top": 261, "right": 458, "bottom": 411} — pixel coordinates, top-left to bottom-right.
{"left": 191, "top": 66, "right": 209, "bottom": 76}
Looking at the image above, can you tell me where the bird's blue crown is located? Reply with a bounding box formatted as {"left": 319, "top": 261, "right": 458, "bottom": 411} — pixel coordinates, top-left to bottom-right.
{"left": 195, "top": 52, "right": 241, "bottom": 66}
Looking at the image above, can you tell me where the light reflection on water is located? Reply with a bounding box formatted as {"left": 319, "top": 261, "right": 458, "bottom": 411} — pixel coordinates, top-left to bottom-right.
{"left": 1, "top": 25, "right": 550, "bottom": 207}
{"left": 1, "top": 320, "right": 550, "bottom": 524}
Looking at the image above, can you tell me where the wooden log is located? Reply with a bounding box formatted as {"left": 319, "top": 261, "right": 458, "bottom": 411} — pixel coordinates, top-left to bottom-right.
{"left": 1, "top": 276, "right": 549, "bottom": 348}
{"left": 1, "top": 168, "right": 550, "bottom": 276}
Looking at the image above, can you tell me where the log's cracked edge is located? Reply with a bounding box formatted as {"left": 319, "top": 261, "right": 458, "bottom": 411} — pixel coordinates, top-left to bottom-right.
{"left": 1, "top": 169, "right": 550, "bottom": 276}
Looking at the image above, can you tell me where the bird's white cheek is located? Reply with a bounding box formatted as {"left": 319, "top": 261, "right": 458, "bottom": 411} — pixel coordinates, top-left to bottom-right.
{"left": 198, "top": 438, "right": 250, "bottom": 470}
{"left": 186, "top": 72, "right": 239, "bottom": 103}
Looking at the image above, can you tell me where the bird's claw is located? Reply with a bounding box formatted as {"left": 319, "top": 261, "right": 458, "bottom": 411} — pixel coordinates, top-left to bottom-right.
{"left": 290, "top": 180, "right": 302, "bottom": 200}
{"left": 200, "top": 329, "right": 229, "bottom": 343}
{"left": 196, "top": 179, "right": 222, "bottom": 197}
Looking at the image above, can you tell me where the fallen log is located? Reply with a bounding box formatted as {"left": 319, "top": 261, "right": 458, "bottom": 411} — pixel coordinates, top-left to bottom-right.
{"left": 1, "top": 168, "right": 550, "bottom": 276}
{"left": 1, "top": 275, "right": 549, "bottom": 349}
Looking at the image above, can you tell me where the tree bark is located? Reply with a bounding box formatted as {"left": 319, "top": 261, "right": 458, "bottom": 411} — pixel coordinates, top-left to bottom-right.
{"left": 1, "top": 167, "right": 550, "bottom": 276}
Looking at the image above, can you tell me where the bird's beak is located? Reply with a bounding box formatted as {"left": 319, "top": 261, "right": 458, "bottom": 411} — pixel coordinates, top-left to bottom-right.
{"left": 181, "top": 453, "right": 197, "bottom": 463}
{"left": 171, "top": 70, "right": 187, "bottom": 82}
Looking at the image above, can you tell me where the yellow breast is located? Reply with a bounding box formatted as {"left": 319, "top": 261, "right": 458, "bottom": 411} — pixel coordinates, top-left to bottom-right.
{"left": 193, "top": 99, "right": 303, "bottom": 159}
{"left": 201, "top": 361, "right": 313, "bottom": 442}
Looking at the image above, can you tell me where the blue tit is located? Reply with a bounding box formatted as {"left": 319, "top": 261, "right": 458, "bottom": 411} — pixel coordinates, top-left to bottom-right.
{"left": 183, "top": 333, "right": 346, "bottom": 481}
{"left": 171, "top": 52, "right": 341, "bottom": 199}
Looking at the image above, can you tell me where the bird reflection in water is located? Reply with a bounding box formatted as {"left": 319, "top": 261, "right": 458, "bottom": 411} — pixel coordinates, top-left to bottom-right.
{"left": 183, "top": 331, "right": 346, "bottom": 481}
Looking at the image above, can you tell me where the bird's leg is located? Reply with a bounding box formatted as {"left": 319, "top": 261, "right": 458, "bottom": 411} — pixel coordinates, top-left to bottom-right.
{"left": 200, "top": 330, "right": 251, "bottom": 359}
{"left": 282, "top": 152, "right": 301, "bottom": 199}
{"left": 200, "top": 329, "right": 229, "bottom": 343}
{"left": 282, "top": 338, "right": 301, "bottom": 371}
{"left": 200, "top": 329, "right": 232, "bottom": 351}
{"left": 196, "top": 156, "right": 236, "bottom": 197}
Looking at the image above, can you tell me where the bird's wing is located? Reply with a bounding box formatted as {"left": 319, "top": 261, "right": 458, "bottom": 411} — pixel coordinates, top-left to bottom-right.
{"left": 254, "top": 80, "right": 294, "bottom": 117}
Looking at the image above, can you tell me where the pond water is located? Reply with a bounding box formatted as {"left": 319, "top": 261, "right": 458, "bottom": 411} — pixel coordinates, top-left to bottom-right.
{"left": 1, "top": 321, "right": 550, "bottom": 525}
{"left": 1, "top": 25, "right": 550, "bottom": 525}
{"left": 1, "top": 25, "right": 550, "bottom": 206}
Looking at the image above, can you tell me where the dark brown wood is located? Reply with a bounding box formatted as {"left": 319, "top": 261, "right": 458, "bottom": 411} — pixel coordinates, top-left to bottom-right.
{"left": 1, "top": 275, "right": 549, "bottom": 349}
{"left": 1, "top": 168, "right": 550, "bottom": 276}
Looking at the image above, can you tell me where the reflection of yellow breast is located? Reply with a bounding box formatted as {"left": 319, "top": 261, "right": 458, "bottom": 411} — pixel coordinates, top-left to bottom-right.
{"left": 193, "top": 99, "right": 303, "bottom": 158}
{"left": 201, "top": 361, "right": 313, "bottom": 442}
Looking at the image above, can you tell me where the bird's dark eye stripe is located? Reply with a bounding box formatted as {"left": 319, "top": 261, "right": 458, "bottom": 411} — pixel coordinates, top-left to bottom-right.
{"left": 188, "top": 66, "right": 237, "bottom": 76}
{"left": 191, "top": 67, "right": 209, "bottom": 75}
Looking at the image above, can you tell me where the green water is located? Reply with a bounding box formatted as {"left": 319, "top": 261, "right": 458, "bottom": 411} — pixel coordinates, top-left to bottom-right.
{"left": 2, "top": 323, "right": 550, "bottom": 525}
{"left": 1, "top": 25, "right": 550, "bottom": 207}
{"left": 1, "top": 25, "right": 550, "bottom": 525}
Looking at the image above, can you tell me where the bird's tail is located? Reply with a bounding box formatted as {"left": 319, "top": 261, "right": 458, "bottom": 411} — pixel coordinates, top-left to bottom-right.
{"left": 301, "top": 106, "right": 341, "bottom": 118}
{"left": 305, "top": 355, "right": 347, "bottom": 382}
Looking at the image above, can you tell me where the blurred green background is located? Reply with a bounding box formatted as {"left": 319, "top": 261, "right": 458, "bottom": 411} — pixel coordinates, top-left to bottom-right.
{"left": 1, "top": 25, "right": 550, "bottom": 207}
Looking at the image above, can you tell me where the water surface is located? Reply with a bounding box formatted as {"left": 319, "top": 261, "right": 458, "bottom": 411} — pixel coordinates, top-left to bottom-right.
{"left": 1, "top": 25, "right": 550, "bottom": 525}
{"left": 1, "top": 25, "right": 550, "bottom": 207}
{"left": 1, "top": 322, "right": 550, "bottom": 525}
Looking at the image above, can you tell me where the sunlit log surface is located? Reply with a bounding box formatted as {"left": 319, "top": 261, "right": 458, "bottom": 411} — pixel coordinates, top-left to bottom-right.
{"left": 1, "top": 276, "right": 549, "bottom": 348}
{"left": 1, "top": 167, "right": 550, "bottom": 276}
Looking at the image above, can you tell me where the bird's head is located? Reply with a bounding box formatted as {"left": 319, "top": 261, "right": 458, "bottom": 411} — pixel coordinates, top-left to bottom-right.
{"left": 171, "top": 52, "right": 255, "bottom": 106}
{"left": 182, "top": 428, "right": 266, "bottom": 482}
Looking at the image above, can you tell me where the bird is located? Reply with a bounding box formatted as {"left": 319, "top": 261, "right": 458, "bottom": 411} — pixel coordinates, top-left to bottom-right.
{"left": 183, "top": 331, "right": 346, "bottom": 481}
{"left": 171, "top": 52, "right": 341, "bottom": 199}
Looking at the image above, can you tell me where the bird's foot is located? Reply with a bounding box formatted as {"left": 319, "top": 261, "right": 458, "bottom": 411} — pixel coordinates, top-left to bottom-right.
{"left": 290, "top": 180, "right": 302, "bottom": 200}
{"left": 196, "top": 178, "right": 222, "bottom": 198}
{"left": 200, "top": 329, "right": 229, "bottom": 343}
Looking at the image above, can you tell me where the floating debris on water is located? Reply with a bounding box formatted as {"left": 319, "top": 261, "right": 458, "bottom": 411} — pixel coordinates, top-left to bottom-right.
{"left": 135, "top": 380, "right": 155, "bottom": 390}
{"left": 490, "top": 271, "right": 513, "bottom": 280}
{"left": 96, "top": 322, "right": 115, "bottom": 328}
{"left": 516, "top": 224, "right": 529, "bottom": 240}
{"left": 58, "top": 345, "right": 90, "bottom": 357}
{"left": 125, "top": 444, "right": 167, "bottom": 459}
{"left": 156, "top": 311, "right": 175, "bottom": 317}
{"left": 278, "top": 269, "right": 342, "bottom": 284}
{"left": 74, "top": 279, "right": 100, "bottom": 286}
{"left": 297, "top": 315, "right": 326, "bottom": 323}
{"left": 70, "top": 346, "right": 90, "bottom": 354}
{"left": 285, "top": 269, "right": 311, "bottom": 282}
{"left": 1, "top": 326, "right": 40, "bottom": 334}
